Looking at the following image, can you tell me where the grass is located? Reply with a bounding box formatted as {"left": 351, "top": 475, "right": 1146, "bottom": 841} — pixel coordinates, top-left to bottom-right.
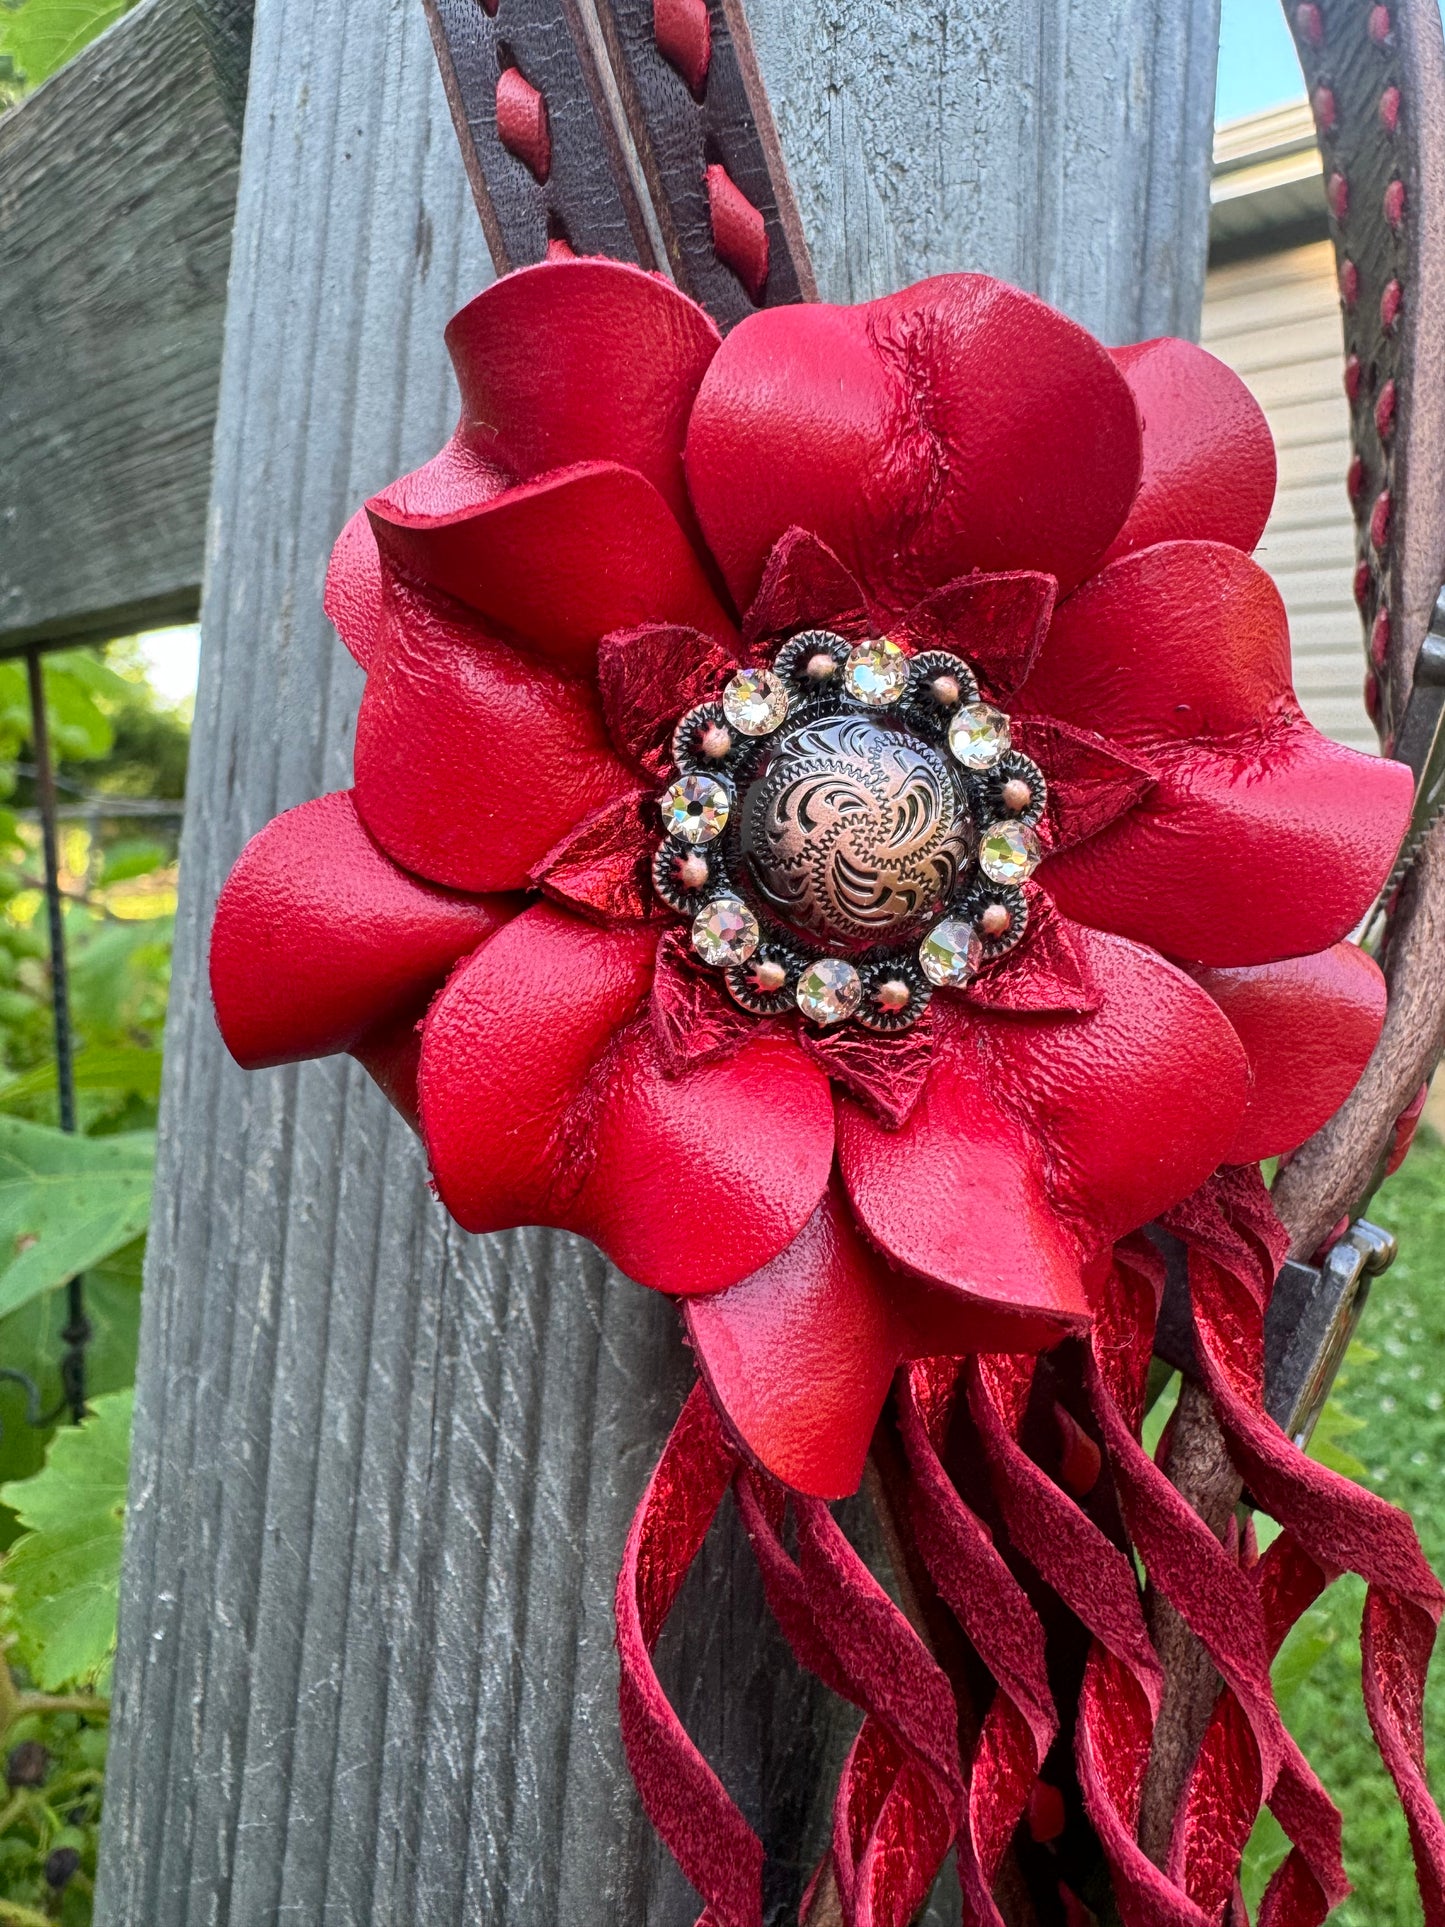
{"left": 1241, "top": 1127, "right": 1445, "bottom": 1921}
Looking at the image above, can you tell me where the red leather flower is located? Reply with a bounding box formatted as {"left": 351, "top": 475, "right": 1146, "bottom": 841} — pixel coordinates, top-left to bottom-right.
{"left": 211, "top": 259, "right": 1407, "bottom": 1499}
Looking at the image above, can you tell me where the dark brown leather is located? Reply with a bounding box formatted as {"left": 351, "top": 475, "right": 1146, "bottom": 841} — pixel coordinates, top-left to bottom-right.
{"left": 1272, "top": 0, "right": 1445, "bottom": 1260}
{"left": 423, "top": 0, "right": 657, "bottom": 270}
{"left": 1283, "top": 0, "right": 1445, "bottom": 742}
{"left": 591, "top": 0, "right": 816, "bottom": 326}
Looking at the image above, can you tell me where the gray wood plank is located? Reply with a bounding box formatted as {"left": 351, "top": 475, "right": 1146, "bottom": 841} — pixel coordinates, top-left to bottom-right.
{"left": 0, "top": 0, "right": 242, "bottom": 650}
{"left": 96, "top": 2, "right": 1220, "bottom": 1922}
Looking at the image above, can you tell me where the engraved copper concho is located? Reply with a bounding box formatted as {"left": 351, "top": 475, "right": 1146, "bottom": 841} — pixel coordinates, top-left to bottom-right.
{"left": 653, "top": 629, "right": 1050, "bottom": 1033}
{"left": 736, "top": 714, "right": 973, "bottom": 952}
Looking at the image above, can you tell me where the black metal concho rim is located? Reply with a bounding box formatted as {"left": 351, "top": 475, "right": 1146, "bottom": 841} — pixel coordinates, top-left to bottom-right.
{"left": 652, "top": 630, "right": 1048, "bottom": 1033}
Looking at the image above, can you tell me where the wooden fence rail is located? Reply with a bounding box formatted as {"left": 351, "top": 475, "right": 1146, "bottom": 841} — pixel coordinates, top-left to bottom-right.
{"left": 0, "top": 0, "right": 1225, "bottom": 1919}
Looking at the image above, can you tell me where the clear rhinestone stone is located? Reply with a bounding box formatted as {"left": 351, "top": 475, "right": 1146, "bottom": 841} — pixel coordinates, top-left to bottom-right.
{"left": 948, "top": 702, "right": 1011, "bottom": 770}
{"left": 978, "top": 821, "right": 1042, "bottom": 884}
{"left": 722, "top": 667, "right": 789, "bottom": 736}
{"left": 661, "top": 774, "right": 730, "bottom": 843}
{"left": 795, "top": 957, "right": 863, "bottom": 1025}
{"left": 919, "top": 918, "right": 984, "bottom": 987}
{"left": 843, "top": 639, "right": 909, "bottom": 707}
{"left": 692, "top": 895, "right": 759, "bottom": 966}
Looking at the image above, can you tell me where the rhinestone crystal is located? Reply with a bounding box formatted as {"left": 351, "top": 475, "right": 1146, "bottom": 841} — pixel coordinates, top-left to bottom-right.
{"left": 978, "top": 821, "right": 1042, "bottom": 884}
{"left": 661, "top": 774, "right": 730, "bottom": 843}
{"left": 795, "top": 958, "right": 863, "bottom": 1025}
{"left": 844, "top": 639, "right": 909, "bottom": 707}
{"left": 919, "top": 918, "right": 984, "bottom": 987}
{"left": 692, "top": 895, "right": 759, "bottom": 966}
{"left": 722, "top": 668, "right": 789, "bottom": 736}
{"left": 948, "top": 702, "right": 1011, "bottom": 770}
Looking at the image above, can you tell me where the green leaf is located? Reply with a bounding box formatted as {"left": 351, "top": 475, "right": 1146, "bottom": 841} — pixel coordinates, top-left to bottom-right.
{"left": 0, "top": 0, "right": 135, "bottom": 91}
{"left": 0, "top": 1251, "right": 143, "bottom": 1540}
{"left": 99, "top": 838, "right": 167, "bottom": 885}
{"left": 0, "top": 1044, "right": 162, "bottom": 1110}
{"left": 0, "top": 1389, "right": 132, "bottom": 1688}
{"left": 0, "top": 1119, "right": 153, "bottom": 1321}
{"left": 1271, "top": 1616, "right": 1335, "bottom": 1710}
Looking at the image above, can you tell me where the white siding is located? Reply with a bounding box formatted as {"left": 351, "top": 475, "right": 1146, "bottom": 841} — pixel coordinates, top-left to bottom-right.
{"left": 1201, "top": 239, "right": 1373, "bottom": 751}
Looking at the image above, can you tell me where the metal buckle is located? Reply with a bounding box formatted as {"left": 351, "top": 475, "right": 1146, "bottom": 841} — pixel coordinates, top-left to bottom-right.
{"left": 1152, "top": 1219, "right": 1396, "bottom": 1447}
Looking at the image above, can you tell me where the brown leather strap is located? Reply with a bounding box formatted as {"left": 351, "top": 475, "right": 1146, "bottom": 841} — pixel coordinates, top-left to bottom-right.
{"left": 1283, "top": 0, "right": 1445, "bottom": 742}
{"left": 423, "top": 0, "right": 658, "bottom": 271}
{"left": 1272, "top": 0, "right": 1445, "bottom": 1259}
{"left": 591, "top": 0, "right": 816, "bottom": 326}
{"left": 423, "top": 0, "right": 815, "bottom": 330}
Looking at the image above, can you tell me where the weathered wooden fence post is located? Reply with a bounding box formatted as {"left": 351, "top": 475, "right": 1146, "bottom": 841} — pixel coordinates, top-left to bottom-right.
{"left": 95, "top": 2, "right": 1220, "bottom": 1919}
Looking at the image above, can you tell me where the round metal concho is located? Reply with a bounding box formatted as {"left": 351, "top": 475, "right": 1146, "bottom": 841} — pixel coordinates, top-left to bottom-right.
{"left": 733, "top": 712, "right": 975, "bottom": 954}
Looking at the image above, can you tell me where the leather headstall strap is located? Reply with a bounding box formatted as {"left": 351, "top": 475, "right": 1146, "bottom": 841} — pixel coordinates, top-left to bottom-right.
{"left": 423, "top": 0, "right": 815, "bottom": 327}
{"left": 588, "top": 0, "right": 817, "bottom": 323}
{"left": 1272, "top": 0, "right": 1445, "bottom": 1262}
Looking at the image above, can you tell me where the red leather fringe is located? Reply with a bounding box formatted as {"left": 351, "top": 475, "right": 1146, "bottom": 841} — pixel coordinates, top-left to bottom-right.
{"left": 616, "top": 1171, "right": 1445, "bottom": 1926}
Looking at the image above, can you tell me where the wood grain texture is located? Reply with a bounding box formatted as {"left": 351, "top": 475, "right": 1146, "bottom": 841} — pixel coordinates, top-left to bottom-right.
{"left": 745, "top": 0, "right": 1221, "bottom": 340}
{"left": 96, "top": 1, "right": 1219, "bottom": 1920}
{"left": 0, "top": 0, "right": 240, "bottom": 651}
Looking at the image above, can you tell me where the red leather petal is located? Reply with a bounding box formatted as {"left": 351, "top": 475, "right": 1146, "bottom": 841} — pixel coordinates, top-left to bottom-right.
{"left": 839, "top": 928, "right": 1247, "bottom": 1322}
{"left": 353, "top": 576, "right": 636, "bottom": 894}
{"left": 324, "top": 508, "right": 386, "bottom": 670}
{"left": 741, "top": 528, "right": 876, "bottom": 650}
{"left": 650, "top": 928, "right": 772, "bottom": 1072}
{"left": 211, "top": 790, "right": 511, "bottom": 1068}
{"left": 443, "top": 256, "right": 721, "bottom": 535}
{"left": 1189, "top": 943, "right": 1387, "bottom": 1163}
{"left": 961, "top": 891, "right": 1099, "bottom": 1016}
{"left": 532, "top": 790, "right": 657, "bottom": 925}
{"left": 597, "top": 623, "right": 737, "bottom": 779}
{"left": 368, "top": 462, "right": 736, "bottom": 673}
{"left": 892, "top": 571, "right": 1057, "bottom": 705}
{"left": 1103, "top": 338, "right": 1276, "bottom": 564}
{"left": 1021, "top": 543, "right": 1413, "bottom": 964}
{"left": 686, "top": 274, "right": 1142, "bottom": 614}
{"left": 1009, "top": 716, "right": 1158, "bottom": 852}
{"left": 685, "top": 1179, "right": 902, "bottom": 1499}
{"left": 351, "top": 1000, "right": 425, "bottom": 1130}
{"left": 797, "top": 1014, "right": 935, "bottom": 1128}
{"left": 418, "top": 906, "right": 833, "bottom": 1292}
{"left": 1021, "top": 541, "right": 1289, "bottom": 741}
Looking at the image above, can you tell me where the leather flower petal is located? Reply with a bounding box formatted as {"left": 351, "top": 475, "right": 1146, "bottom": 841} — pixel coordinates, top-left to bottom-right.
{"left": 741, "top": 528, "right": 877, "bottom": 650}
{"left": 961, "top": 892, "right": 1099, "bottom": 1016}
{"left": 532, "top": 791, "right": 658, "bottom": 925}
{"left": 1189, "top": 943, "right": 1387, "bottom": 1163}
{"left": 324, "top": 508, "right": 386, "bottom": 671}
{"left": 650, "top": 929, "right": 774, "bottom": 1072}
{"left": 838, "top": 927, "right": 1247, "bottom": 1323}
{"left": 686, "top": 1178, "right": 903, "bottom": 1500}
{"left": 686, "top": 274, "right": 1142, "bottom": 614}
{"left": 1020, "top": 542, "right": 1413, "bottom": 964}
{"left": 797, "top": 1013, "right": 936, "bottom": 1128}
{"left": 417, "top": 906, "right": 834, "bottom": 1293}
{"left": 350, "top": 1001, "right": 427, "bottom": 1130}
{"left": 443, "top": 256, "right": 721, "bottom": 537}
{"left": 353, "top": 574, "right": 636, "bottom": 894}
{"left": 892, "top": 571, "right": 1056, "bottom": 705}
{"left": 597, "top": 623, "right": 738, "bottom": 779}
{"left": 368, "top": 462, "right": 737, "bottom": 674}
{"left": 1009, "top": 717, "right": 1158, "bottom": 853}
{"left": 211, "top": 790, "right": 513, "bottom": 1068}
{"left": 1103, "top": 337, "right": 1276, "bottom": 564}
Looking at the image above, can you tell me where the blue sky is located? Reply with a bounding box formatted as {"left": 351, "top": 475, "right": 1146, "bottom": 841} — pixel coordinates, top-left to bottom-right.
{"left": 1216, "top": 0, "right": 1445, "bottom": 121}
{"left": 1215, "top": 0, "right": 1303, "bottom": 122}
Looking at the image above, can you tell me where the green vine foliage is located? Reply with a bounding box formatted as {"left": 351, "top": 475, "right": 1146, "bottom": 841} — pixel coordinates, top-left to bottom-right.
{"left": 0, "top": 640, "right": 186, "bottom": 1919}
{"left": 0, "top": 0, "right": 138, "bottom": 105}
